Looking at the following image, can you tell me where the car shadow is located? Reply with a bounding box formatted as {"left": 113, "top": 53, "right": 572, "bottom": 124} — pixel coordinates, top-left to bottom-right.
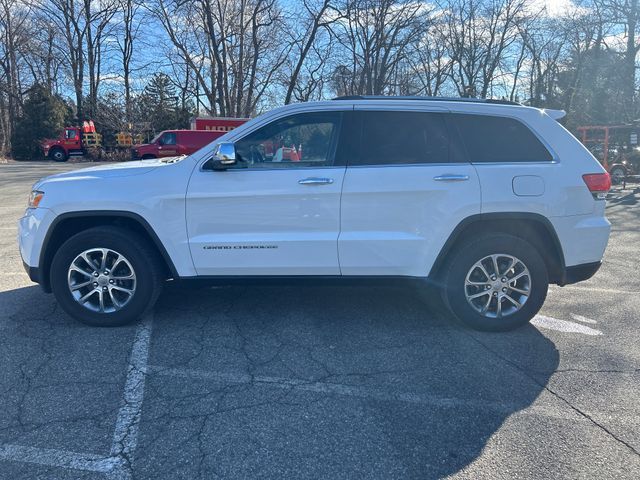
{"left": 1, "top": 282, "right": 560, "bottom": 478}
{"left": 143, "top": 281, "right": 560, "bottom": 479}
{"left": 608, "top": 186, "right": 639, "bottom": 206}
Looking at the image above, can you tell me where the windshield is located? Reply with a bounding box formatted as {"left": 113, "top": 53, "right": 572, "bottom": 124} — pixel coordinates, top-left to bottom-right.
{"left": 150, "top": 132, "right": 163, "bottom": 144}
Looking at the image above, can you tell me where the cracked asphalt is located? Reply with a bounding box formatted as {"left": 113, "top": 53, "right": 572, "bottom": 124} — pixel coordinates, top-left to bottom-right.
{"left": 1, "top": 161, "right": 639, "bottom": 479}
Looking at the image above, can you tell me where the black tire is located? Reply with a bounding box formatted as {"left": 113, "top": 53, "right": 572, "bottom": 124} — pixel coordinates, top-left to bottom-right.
{"left": 610, "top": 167, "right": 626, "bottom": 185}
{"left": 142, "top": 154, "right": 156, "bottom": 160}
{"left": 441, "top": 233, "right": 548, "bottom": 332}
{"left": 50, "top": 226, "right": 163, "bottom": 327}
{"left": 49, "top": 148, "right": 68, "bottom": 162}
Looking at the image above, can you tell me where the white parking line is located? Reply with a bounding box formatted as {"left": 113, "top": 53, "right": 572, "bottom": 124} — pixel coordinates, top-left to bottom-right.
{"left": 147, "top": 365, "right": 584, "bottom": 421}
{"left": 0, "top": 314, "right": 154, "bottom": 479}
{"left": 571, "top": 313, "right": 598, "bottom": 324}
{"left": 0, "top": 444, "right": 118, "bottom": 474}
{"left": 532, "top": 315, "right": 603, "bottom": 336}
{"left": 109, "top": 313, "right": 154, "bottom": 479}
{"left": 550, "top": 285, "right": 639, "bottom": 295}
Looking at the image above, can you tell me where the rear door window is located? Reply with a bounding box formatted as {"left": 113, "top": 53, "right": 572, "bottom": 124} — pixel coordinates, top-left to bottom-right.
{"left": 451, "top": 114, "right": 553, "bottom": 163}
{"left": 346, "top": 111, "right": 450, "bottom": 166}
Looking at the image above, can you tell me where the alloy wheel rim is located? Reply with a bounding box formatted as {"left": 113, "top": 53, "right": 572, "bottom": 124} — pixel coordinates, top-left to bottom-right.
{"left": 67, "top": 248, "right": 137, "bottom": 313}
{"left": 464, "top": 254, "right": 531, "bottom": 318}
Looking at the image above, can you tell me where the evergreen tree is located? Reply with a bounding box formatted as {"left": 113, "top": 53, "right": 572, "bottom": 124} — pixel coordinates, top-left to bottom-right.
{"left": 135, "top": 73, "right": 192, "bottom": 133}
{"left": 11, "top": 85, "right": 72, "bottom": 160}
{"left": 557, "top": 48, "right": 627, "bottom": 128}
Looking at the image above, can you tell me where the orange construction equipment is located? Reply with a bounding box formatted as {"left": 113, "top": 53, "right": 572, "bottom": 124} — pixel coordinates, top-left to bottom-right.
{"left": 82, "top": 120, "right": 97, "bottom": 134}
{"left": 576, "top": 124, "right": 640, "bottom": 170}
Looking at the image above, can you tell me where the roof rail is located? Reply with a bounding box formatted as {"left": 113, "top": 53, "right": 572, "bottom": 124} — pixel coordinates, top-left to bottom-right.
{"left": 331, "top": 95, "right": 520, "bottom": 106}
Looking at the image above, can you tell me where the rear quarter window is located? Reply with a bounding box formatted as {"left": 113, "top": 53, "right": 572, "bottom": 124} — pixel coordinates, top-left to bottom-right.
{"left": 451, "top": 114, "right": 553, "bottom": 163}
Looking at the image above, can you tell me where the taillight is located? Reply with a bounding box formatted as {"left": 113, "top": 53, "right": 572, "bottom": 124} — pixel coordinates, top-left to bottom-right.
{"left": 582, "top": 173, "right": 611, "bottom": 200}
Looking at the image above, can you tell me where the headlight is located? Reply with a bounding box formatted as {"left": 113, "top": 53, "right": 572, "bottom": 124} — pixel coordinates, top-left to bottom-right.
{"left": 28, "top": 190, "right": 45, "bottom": 208}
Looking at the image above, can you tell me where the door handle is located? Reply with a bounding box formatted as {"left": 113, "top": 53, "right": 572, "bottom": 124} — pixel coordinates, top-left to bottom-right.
{"left": 433, "top": 174, "right": 470, "bottom": 182}
{"left": 298, "top": 177, "right": 334, "bottom": 185}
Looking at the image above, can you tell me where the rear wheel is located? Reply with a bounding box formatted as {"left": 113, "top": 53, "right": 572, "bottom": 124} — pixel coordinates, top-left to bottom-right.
{"left": 442, "top": 233, "right": 548, "bottom": 332}
{"left": 50, "top": 226, "right": 163, "bottom": 326}
{"left": 49, "top": 148, "right": 67, "bottom": 162}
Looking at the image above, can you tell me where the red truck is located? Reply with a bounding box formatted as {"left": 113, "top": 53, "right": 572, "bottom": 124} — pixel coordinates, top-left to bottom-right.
{"left": 41, "top": 121, "right": 103, "bottom": 162}
{"left": 191, "top": 117, "right": 248, "bottom": 131}
{"left": 131, "top": 117, "right": 248, "bottom": 160}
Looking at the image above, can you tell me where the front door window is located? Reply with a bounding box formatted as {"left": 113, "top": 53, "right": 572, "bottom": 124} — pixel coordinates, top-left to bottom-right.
{"left": 161, "top": 132, "right": 177, "bottom": 145}
{"left": 233, "top": 112, "right": 341, "bottom": 168}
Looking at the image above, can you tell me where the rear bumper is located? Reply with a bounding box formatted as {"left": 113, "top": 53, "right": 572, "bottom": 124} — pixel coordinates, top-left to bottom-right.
{"left": 549, "top": 213, "right": 610, "bottom": 266}
{"left": 560, "top": 261, "right": 601, "bottom": 286}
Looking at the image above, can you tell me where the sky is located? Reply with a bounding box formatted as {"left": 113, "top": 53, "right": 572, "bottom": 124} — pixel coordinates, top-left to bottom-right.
{"left": 541, "top": 0, "right": 578, "bottom": 16}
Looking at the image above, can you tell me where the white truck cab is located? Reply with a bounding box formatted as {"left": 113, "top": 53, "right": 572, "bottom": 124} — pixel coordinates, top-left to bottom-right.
{"left": 19, "top": 96, "right": 611, "bottom": 331}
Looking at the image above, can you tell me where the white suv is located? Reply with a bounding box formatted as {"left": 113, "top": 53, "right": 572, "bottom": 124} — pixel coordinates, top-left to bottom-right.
{"left": 18, "top": 96, "right": 611, "bottom": 331}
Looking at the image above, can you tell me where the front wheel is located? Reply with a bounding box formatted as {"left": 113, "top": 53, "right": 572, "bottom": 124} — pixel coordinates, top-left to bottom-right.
{"left": 442, "top": 234, "right": 548, "bottom": 332}
{"left": 50, "top": 226, "right": 163, "bottom": 326}
{"left": 49, "top": 149, "right": 67, "bottom": 162}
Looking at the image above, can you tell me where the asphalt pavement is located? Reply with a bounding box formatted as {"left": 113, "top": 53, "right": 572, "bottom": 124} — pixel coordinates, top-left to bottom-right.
{"left": 0, "top": 161, "right": 638, "bottom": 479}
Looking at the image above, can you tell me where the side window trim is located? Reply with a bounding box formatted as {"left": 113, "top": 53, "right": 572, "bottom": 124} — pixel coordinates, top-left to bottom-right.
{"left": 334, "top": 110, "right": 362, "bottom": 167}
{"left": 326, "top": 111, "right": 343, "bottom": 168}
{"left": 444, "top": 114, "right": 468, "bottom": 164}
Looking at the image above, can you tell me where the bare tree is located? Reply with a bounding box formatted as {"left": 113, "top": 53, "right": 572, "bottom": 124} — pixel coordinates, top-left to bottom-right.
{"left": 288, "top": 38, "right": 336, "bottom": 101}
{"left": 153, "top": 0, "right": 288, "bottom": 116}
{"left": 443, "top": 0, "right": 529, "bottom": 98}
{"left": 0, "top": 0, "right": 31, "bottom": 151}
{"left": 517, "top": 15, "right": 565, "bottom": 106}
{"left": 282, "top": 0, "right": 337, "bottom": 104}
{"left": 41, "top": 0, "right": 86, "bottom": 119}
{"left": 21, "top": 16, "right": 63, "bottom": 92}
{"left": 115, "top": 0, "right": 144, "bottom": 123}
{"left": 83, "top": 0, "right": 118, "bottom": 117}
{"left": 405, "top": 18, "right": 454, "bottom": 96}
{"left": 330, "top": 0, "right": 428, "bottom": 95}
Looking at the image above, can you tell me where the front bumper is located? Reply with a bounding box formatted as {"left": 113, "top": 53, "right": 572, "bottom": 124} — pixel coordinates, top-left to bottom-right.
{"left": 18, "top": 207, "right": 55, "bottom": 290}
{"left": 22, "top": 260, "right": 41, "bottom": 284}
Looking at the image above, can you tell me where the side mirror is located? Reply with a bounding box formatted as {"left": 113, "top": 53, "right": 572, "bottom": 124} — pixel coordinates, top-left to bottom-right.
{"left": 207, "top": 142, "right": 237, "bottom": 170}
